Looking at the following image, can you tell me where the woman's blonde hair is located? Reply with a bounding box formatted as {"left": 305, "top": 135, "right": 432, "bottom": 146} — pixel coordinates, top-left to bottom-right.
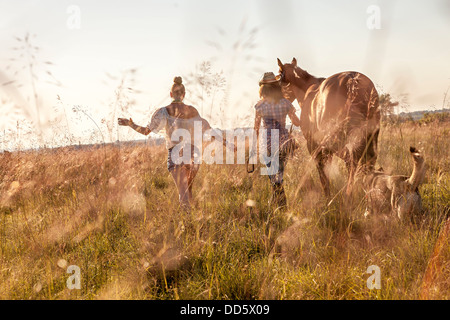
{"left": 259, "top": 82, "right": 284, "bottom": 103}
{"left": 171, "top": 76, "right": 185, "bottom": 101}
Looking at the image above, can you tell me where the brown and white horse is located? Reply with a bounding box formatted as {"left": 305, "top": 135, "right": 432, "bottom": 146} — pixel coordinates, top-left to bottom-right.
{"left": 277, "top": 58, "right": 380, "bottom": 197}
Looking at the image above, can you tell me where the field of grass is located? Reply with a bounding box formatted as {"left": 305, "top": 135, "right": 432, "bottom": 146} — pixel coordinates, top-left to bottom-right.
{"left": 0, "top": 119, "right": 448, "bottom": 300}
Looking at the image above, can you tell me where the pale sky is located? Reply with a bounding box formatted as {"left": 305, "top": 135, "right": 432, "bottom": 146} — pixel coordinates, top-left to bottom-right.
{"left": 1, "top": 0, "right": 449, "bottom": 146}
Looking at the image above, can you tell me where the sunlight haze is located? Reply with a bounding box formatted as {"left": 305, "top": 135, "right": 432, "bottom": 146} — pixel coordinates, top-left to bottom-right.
{"left": 0, "top": 0, "right": 449, "bottom": 148}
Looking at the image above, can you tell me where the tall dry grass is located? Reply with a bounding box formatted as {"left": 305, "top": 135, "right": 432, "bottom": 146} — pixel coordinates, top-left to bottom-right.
{"left": 0, "top": 118, "right": 448, "bottom": 300}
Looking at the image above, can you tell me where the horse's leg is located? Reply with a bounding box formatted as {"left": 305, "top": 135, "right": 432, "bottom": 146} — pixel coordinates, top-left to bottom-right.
{"left": 346, "top": 160, "right": 356, "bottom": 197}
{"left": 346, "top": 128, "right": 379, "bottom": 197}
{"left": 364, "top": 129, "right": 379, "bottom": 171}
{"left": 316, "top": 152, "right": 331, "bottom": 197}
{"left": 344, "top": 142, "right": 365, "bottom": 198}
{"left": 307, "top": 136, "right": 331, "bottom": 197}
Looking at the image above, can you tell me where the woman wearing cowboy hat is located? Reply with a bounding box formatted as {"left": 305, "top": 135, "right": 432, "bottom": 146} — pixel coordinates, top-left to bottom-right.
{"left": 254, "top": 72, "right": 301, "bottom": 208}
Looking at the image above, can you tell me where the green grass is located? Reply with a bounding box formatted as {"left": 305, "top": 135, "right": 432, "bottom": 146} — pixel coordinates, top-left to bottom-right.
{"left": 0, "top": 119, "right": 449, "bottom": 299}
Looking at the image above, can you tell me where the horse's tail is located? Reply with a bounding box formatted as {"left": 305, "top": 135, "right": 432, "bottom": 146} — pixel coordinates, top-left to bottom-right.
{"left": 346, "top": 72, "right": 361, "bottom": 102}
{"left": 362, "top": 85, "right": 381, "bottom": 170}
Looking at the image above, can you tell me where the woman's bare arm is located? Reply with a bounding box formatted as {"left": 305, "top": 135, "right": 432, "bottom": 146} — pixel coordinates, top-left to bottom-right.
{"left": 118, "top": 118, "right": 151, "bottom": 136}
{"left": 202, "top": 119, "right": 236, "bottom": 152}
{"left": 287, "top": 108, "right": 301, "bottom": 127}
{"left": 254, "top": 112, "right": 261, "bottom": 156}
{"left": 254, "top": 112, "right": 261, "bottom": 139}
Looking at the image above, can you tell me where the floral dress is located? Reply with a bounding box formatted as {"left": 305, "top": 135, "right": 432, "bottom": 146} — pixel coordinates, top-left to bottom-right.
{"left": 147, "top": 103, "right": 211, "bottom": 172}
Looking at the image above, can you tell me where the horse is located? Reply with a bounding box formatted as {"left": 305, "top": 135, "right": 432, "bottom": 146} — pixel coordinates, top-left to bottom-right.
{"left": 277, "top": 58, "right": 381, "bottom": 197}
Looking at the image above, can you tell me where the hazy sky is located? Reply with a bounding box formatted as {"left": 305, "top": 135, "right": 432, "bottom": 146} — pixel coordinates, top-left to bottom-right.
{"left": 1, "top": 0, "right": 449, "bottom": 141}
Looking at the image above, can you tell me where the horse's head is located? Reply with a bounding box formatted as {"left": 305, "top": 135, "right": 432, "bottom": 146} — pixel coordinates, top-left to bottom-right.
{"left": 277, "top": 57, "right": 312, "bottom": 103}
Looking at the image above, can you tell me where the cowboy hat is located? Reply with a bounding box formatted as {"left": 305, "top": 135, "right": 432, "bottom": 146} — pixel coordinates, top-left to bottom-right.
{"left": 259, "top": 72, "right": 281, "bottom": 86}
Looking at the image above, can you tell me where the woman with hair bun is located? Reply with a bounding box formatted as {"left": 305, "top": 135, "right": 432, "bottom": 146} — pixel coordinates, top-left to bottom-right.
{"left": 118, "top": 76, "right": 231, "bottom": 210}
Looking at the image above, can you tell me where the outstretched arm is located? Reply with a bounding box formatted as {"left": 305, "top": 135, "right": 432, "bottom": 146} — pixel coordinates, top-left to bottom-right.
{"left": 118, "top": 118, "right": 151, "bottom": 136}
{"left": 203, "top": 119, "right": 236, "bottom": 152}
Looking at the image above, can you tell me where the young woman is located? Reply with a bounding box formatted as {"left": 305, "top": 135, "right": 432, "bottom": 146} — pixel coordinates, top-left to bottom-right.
{"left": 254, "top": 72, "right": 301, "bottom": 208}
{"left": 118, "top": 76, "right": 230, "bottom": 210}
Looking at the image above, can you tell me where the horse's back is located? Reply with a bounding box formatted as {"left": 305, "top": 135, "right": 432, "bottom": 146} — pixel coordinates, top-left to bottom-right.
{"left": 312, "top": 71, "right": 379, "bottom": 128}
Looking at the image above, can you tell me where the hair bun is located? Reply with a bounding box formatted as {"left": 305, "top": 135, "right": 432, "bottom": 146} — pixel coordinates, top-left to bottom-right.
{"left": 173, "top": 76, "right": 183, "bottom": 85}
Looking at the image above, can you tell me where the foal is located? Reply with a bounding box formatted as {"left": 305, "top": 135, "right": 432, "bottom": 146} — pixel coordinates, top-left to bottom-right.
{"left": 363, "top": 146, "right": 426, "bottom": 220}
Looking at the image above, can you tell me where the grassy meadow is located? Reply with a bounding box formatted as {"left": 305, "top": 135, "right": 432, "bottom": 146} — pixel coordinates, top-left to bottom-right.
{"left": 0, "top": 118, "right": 449, "bottom": 300}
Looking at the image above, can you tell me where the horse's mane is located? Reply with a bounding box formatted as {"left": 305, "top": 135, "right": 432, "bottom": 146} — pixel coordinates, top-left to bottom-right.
{"left": 292, "top": 66, "right": 325, "bottom": 85}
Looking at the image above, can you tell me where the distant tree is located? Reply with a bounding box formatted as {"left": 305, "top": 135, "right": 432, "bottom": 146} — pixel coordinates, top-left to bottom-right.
{"left": 419, "top": 111, "right": 450, "bottom": 125}
{"left": 379, "top": 93, "right": 399, "bottom": 120}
